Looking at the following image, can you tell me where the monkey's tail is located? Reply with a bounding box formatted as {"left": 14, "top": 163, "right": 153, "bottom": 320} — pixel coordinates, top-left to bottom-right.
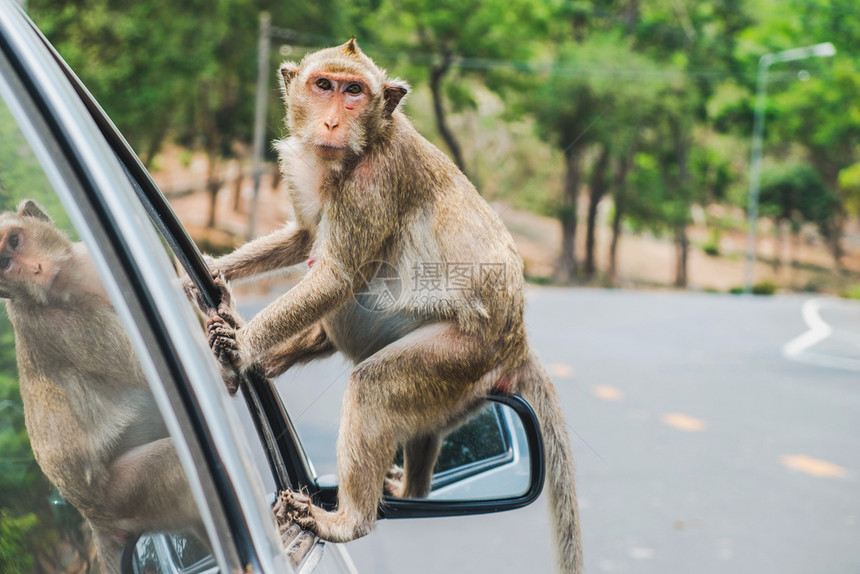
{"left": 515, "top": 352, "right": 582, "bottom": 574}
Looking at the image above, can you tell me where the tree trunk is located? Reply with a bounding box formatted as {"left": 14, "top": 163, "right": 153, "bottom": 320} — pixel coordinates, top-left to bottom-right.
{"left": 557, "top": 149, "right": 582, "bottom": 282}
{"left": 608, "top": 152, "right": 634, "bottom": 285}
{"left": 608, "top": 198, "right": 623, "bottom": 285}
{"left": 142, "top": 118, "right": 169, "bottom": 170}
{"left": 429, "top": 52, "right": 468, "bottom": 178}
{"left": 232, "top": 161, "right": 244, "bottom": 212}
{"left": 789, "top": 227, "right": 799, "bottom": 268}
{"left": 206, "top": 156, "right": 220, "bottom": 229}
{"left": 830, "top": 209, "right": 845, "bottom": 269}
{"left": 670, "top": 117, "right": 692, "bottom": 288}
{"left": 772, "top": 219, "right": 783, "bottom": 273}
{"left": 622, "top": 0, "right": 641, "bottom": 31}
{"left": 584, "top": 146, "right": 610, "bottom": 278}
{"left": 674, "top": 226, "right": 689, "bottom": 288}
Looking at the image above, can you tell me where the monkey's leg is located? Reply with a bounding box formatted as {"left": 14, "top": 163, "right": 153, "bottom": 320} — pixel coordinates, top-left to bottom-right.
{"left": 91, "top": 529, "right": 123, "bottom": 574}
{"left": 276, "top": 323, "right": 489, "bottom": 542}
{"left": 104, "top": 438, "right": 202, "bottom": 533}
{"left": 262, "top": 322, "right": 335, "bottom": 378}
{"left": 385, "top": 433, "right": 442, "bottom": 499}
{"left": 84, "top": 440, "right": 201, "bottom": 574}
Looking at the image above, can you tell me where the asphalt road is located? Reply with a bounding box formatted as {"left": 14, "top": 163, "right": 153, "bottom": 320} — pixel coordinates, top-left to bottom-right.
{"left": 240, "top": 288, "right": 860, "bottom": 574}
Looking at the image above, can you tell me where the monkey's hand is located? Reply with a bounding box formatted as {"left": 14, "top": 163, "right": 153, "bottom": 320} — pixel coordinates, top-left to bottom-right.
{"left": 180, "top": 255, "right": 218, "bottom": 312}
{"left": 207, "top": 315, "right": 244, "bottom": 393}
{"left": 201, "top": 272, "right": 249, "bottom": 394}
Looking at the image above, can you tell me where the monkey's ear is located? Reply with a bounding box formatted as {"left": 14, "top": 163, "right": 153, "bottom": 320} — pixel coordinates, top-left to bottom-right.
{"left": 344, "top": 37, "right": 359, "bottom": 55}
{"left": 280, "top": 63, "right": 299, "bottom": 95}
{"left": 382, "top": 80, "right": 409, "bottom": 118}
{"left": 17, "top": 200, "right": 51, "bottom": 222}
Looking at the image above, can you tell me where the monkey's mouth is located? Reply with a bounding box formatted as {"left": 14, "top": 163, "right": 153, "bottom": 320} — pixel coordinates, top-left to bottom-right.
{"left": 313, "top": 144, "right": 347, "bottom": 160}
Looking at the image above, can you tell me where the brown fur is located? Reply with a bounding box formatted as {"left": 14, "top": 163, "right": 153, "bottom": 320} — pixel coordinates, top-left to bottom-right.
{"left": 2, "top": 201, "right": 202, "bottom": 573}
{"left": 204, "top": 41, "right": 581, "bottom": 573}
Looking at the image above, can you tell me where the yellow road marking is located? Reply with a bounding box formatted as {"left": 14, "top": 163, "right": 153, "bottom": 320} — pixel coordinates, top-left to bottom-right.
{"left": 549, "top": 363, "right": 573, "bottom": 378}
{"left": 779, "top": 454, "right": 848, "bottom": 478}
{"left": 591, "top": 385, "right": 624, "bottom": 401}
{"left": 660, "top": 413, "right": 707, "bottom": 432}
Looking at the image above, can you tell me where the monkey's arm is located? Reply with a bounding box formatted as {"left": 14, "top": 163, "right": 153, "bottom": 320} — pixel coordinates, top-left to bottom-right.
{"left": 209, "top": 186, "right": 394, "bottom": 373}
{"left": 261, "top": 322, "right": 334, "bottom": 378}
{"left": 239, "top": 261, "right": 350, "bottom": 365}
{"left": 213, "top": 224, "right": 312, "bottom": 282}
{"left": 208, "top": 259, "right": 351, "bottom": 375}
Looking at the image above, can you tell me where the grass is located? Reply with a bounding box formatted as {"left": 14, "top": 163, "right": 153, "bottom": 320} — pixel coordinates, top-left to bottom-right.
{"left": 842, "top": 285, "right": 860, "bottom": 300}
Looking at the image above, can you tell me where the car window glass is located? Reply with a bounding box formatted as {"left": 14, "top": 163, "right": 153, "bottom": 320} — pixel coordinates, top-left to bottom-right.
{"left": 168, "top": 532, "right": 214, "bottom": 569}
{"left": 132, "top": 536, "right": 167, "bottom": 574}
{"left": 0, "top": 86, "right": 211, "bottom": 573}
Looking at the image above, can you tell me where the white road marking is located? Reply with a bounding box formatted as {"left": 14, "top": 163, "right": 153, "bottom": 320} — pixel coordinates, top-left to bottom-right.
{"left": 782, "top": 298, "right": 860, "bottom": 372}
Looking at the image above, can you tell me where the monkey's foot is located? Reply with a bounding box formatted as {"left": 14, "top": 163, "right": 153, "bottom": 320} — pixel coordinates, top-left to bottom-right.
{"left": 382, "top": 464, "right": 405, "bottom": 497}
{"left": 273, "top": 490, "right": 318, "bottom": 535}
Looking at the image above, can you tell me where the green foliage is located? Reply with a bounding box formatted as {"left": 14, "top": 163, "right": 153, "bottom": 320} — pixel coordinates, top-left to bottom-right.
{"left": 838, "top": 160, "right": 860, "bottom": 216}
{"left": 30, "top": 0, "right": 221, "bottom": 163}
{"left": 691, "top": 141, "right": 735, "bottom": 203}
{"left": 0, "top": 510, "right": 36, "bottom": 573}
{"left": 842, "top": 284, "right": 860, "bottom": 300}
{"left": 728, "top": 281, "right": 777, "bottom": 295}
{"left": 759, "top": 161, "right": 839, "bottom": 237}
{"left": 702, "top": 228, "right": 721, "bottom": 256}
{"left": 18, "top": 0, "right": 860, "bottom": 287}
{"left": 0, "top": 98, "right": 73, "bottom": 234}
{"left": 752, "top": 280, "right": 777, "bottom": 295}
{"left": 626, "top": 150, "right": 694, "bottom": 236}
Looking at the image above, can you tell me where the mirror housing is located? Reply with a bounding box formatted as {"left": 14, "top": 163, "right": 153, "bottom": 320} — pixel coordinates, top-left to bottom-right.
{"left": 311, "top": 393, "right": 545, "bottom": 519}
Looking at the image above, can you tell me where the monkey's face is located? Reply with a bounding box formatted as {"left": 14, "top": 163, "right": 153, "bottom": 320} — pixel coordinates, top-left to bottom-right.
{"left": 283, "top": 40, "right": 407, "bottom": 164}
{"left": 0, "top": 219, "right": 74, "bottom": 305}
{"left": 295, "top": 69, "right": 375, "bottom": 162}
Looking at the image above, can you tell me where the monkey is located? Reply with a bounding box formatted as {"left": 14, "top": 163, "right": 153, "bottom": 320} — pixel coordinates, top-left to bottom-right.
{"left": 0, "top": 200, "right": 203, "bottom": 574}
{"left": 199, "top": 39, "right": 582, "bottom": 574}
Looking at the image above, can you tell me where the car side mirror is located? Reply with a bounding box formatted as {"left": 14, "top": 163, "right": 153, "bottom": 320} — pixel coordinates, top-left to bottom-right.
{"left": 313, "top": 394, "right": 545, "bottom": 519}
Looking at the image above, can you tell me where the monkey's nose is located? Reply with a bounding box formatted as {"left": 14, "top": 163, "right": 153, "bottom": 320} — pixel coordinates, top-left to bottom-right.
{"left": 324, "top": 118, "right": 339, "bottom": 131}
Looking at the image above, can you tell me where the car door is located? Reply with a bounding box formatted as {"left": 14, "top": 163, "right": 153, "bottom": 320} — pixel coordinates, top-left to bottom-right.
{"left": 0, "top": 3, "right": 300, "bottom": 572}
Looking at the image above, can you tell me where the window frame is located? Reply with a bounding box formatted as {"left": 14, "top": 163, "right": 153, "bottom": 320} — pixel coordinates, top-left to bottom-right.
{"left": 0, "top": 3, "right": 292, "bottom": 572}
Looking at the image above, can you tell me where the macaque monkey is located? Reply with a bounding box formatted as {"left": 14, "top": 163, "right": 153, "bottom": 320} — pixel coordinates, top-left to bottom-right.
{"left": 202, "top": 39, "right": 581, "bottom": 573}
{"left": 0, "top": 201, "right": 202, "bottom": 574}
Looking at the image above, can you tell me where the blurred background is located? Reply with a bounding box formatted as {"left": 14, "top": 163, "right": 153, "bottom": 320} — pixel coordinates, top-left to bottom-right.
{"left": 21, "top": 0, "right": 860, "bottom": 296}
{"left": 2, "top": 1, "right": 859, "bottom": 573}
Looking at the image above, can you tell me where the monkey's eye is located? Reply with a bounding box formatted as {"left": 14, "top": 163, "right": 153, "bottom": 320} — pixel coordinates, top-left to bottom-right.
{"left": 345, "top": 83, "right": 362, "bottom": 95}
{"left": 8, "top": 232, "right": 18, "bottom": 249}
{"left": 0, "top": 256, "right": 10, "bottom": 271}
{"left": 316, "top": 78, "right": 332, "bottom": 91}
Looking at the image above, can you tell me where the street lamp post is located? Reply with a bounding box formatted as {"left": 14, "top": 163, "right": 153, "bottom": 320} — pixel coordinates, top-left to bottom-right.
{"left": 743, "top": 42, "right": 836, "bottom": 294}
{"left": 248, "top": 12, "right": 271, "bottom": 240}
